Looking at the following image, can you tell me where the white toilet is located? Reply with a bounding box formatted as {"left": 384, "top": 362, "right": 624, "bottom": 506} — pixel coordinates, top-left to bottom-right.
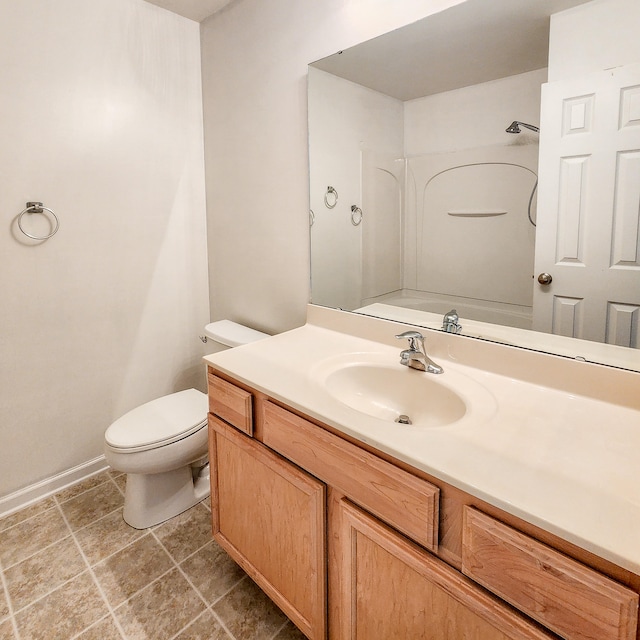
{"left": 104, "top": 320, "right": 269, "bottom": 529}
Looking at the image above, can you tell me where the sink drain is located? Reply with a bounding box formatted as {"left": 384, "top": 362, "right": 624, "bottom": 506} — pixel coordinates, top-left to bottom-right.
{"left": 395, "top": 414, "right": 412, "bottom": 425}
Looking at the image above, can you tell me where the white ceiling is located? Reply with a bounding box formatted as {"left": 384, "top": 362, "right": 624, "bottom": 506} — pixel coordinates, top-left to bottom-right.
{"left": 311, "top": 0, "right": 592, "bottom": 101}
{"left": 143, "top": 0, "right": 235, "bottom": 22}
{"left": 144, "top": 0, "right": 593, "bottom": 95}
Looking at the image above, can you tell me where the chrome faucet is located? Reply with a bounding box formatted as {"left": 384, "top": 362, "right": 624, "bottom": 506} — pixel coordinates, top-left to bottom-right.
{"left": 395, "top": 331, "right": 444, "bottom": 374}
{"left": 442, "top": 309, "right": 462, "bottom": 334}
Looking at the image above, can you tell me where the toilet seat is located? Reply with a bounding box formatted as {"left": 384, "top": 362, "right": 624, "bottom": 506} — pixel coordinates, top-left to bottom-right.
{"left": 105, "top": 389, "right": 208, "bottom": 453}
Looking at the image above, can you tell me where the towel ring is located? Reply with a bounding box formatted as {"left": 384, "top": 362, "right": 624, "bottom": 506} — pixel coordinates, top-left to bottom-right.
{"left": 324, "top": 186, "right": 338, "bottom": 209}
{"left": 309, "top": 209, "right": 315, "bottom": 227}
{"left": 18, "top": 202, "right": 59, "bottom": 240}
{"left": 350, "top": 205, "right": 363, "bottom": 226}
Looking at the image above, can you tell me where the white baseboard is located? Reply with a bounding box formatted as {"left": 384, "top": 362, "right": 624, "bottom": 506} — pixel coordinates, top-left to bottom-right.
{"left": 0, "top": 456, "right": 109, "bottom": 519}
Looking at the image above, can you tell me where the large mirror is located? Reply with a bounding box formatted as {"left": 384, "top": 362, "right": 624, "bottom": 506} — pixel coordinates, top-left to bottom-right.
{"left": 309, "top": 0, "right": 640, "bottom": 372}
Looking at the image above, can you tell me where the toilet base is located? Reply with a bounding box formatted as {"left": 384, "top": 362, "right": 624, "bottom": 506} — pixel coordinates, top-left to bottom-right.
{"left": 123, "top": 463, "right": 210, "bottom": 529}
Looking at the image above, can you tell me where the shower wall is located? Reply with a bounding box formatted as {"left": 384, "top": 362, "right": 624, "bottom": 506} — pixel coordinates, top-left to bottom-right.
{"left": 407, "top": 145, "right": 538, "bottom": 311}
{"left": 361, "top": 150, "right": 405, "bottom": 301}
{"left": 402, "top": 69, "right": 546, "bottom": 323}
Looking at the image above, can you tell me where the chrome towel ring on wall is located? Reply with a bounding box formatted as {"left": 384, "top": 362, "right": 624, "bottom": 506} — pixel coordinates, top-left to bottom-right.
{"left": 324, "top": 186, "right": 338, "bottom": 209}
{"left": 350, "top": 205, "right": 363, "bottom": 226}
{"left": 17, "top": 201, "right": 59, "bottom": 240}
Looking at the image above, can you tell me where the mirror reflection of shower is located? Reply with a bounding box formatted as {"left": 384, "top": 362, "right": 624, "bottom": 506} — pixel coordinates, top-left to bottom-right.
{"left": 308, "top": 63, "right": 543, "bottom": 323}
{"left": 506, "top": 120, "right": 540, "bottom": 226}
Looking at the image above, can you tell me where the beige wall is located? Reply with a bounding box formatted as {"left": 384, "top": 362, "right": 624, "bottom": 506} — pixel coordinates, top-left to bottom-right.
{"left": 549, "top": 0, "right": 640, "bottom": 81}
{"left": 0, "top": 0, "right": 209, "bottom": 498}
{"left": 200, "top": 0, "right": 467, "bottom": 334}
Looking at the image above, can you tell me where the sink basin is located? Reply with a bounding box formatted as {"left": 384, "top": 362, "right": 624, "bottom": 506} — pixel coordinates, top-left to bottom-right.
{"left": 320, "top": 360, "right": 467, "bottom": 428}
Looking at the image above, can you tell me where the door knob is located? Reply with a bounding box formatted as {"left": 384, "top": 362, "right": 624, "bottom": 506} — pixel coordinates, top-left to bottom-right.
{"left": 537, "top": 273, "right": 553, "bottom": 285}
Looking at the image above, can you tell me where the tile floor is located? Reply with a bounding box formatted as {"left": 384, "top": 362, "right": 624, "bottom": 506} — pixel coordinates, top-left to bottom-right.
{"left": 0, "top": 470, "right": 306, "bottom": 640}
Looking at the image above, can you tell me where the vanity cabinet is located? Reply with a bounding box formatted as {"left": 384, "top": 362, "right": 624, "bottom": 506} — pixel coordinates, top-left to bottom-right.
{"left": 462, "top": 508, "right": 639, "bottom": 640}
{"left": 332, "top": 498, "right": 554, "bottom": 640}
{"left": 207, "top": 368, "right": 640, "bottom": 640}
{"left": 260, "top": 399, "right": 439, "bottom": 552}
{"left": 208, "top": 395, "right": 326, "bottom": 639}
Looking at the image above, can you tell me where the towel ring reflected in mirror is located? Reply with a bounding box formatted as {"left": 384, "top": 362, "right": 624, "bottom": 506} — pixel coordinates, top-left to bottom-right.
{"left": 350, "top": 205, "right": 362, "bottom": 226}
{"left": 324, "top": 186, "right": 338, "bottom": 209}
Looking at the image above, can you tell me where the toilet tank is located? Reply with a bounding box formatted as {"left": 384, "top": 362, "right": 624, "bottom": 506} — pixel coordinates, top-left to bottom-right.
{"left": 203, "top": 320, "right": 269, "bottom": 353}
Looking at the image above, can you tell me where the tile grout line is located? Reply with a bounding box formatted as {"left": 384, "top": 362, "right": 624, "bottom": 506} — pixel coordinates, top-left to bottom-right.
{"left": 160, "top": 530, "right": 219, "bottom": 569}
{"left": 76, "top": 516, "right": 146, "bottom": 567}
{"left": 3, "top": 478, "right": 296, "bottom": 640}
{"left": 68, "top": 613, "right": 116, "bottom": 640}
{"left": 87, "top": 524, "right": 250, "bottom": 640}
{"left": 0, "top": 531, "right": 74, "bottom": 572}
{"left": 83, "top": 537, "right": 197, "bottom": 629}
{"left": 270, "top": 619, "right": 293, "bottom": 640}
{"left": 151, "top": 529, "right": 240, "bottom": 640}
{"left": 7, "top": 523, "right": 146, "bottom": 618}
{"left": 0, "top": 474, "right": 123, "bottom": 570}
{"left": 53, "top": 474, "right": 117, "bottom": 508}
{"left": 196, "top": 575, "right": 250, "bottom": 640}
{"left": 53, "top": 497, "right": 129, "bottom": 640}
{"left": 0, "top": 476, "right": 198, "bottom": 640}
{"left": 107, "top": 564, "right": 178, "bottom": 613}
{"left": 9, "top": 567, "right": 92, "bottom": 617}
{"left": 109, "top": 473, "right": 126, "bottom": 498}
{"left": 151, "top": 502, "right": 299, "bottom": 640}
{"left": 165, "top": 608, "right": 210, "bottom": 640}
{"left": 166, "top": 607, "right": 236, "bottom": 640}
{"left": 70, "top": 529, "right": 236, "bottom": 640}
{"left": 209, "top": 574, "right": 251, "bottom": 640}
{"left": 0, "top": 499, "right": 56, "bottom": 536}
{"left": 203, "top": 604, "right": 238, "bottom": 640}
{"left": 4, "top": 536, "right": 97, "bottom": 618}
{"left": 0, "top": 557, "right": 21, "bottom": 640}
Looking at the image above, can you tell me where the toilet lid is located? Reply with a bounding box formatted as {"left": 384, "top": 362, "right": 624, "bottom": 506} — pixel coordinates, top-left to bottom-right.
{"left": 105, "top": 389, "right": 208, "bottom": 451}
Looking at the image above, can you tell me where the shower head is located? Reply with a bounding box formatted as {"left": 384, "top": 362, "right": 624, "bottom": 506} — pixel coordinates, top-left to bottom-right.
{"left": 506, "top": 121, "right": 540, "bottom": 134}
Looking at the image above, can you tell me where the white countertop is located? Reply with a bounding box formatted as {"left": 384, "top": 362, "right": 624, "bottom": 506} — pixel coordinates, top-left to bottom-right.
{"left": 204, "top": 306, "right": 640, "bottom": 574}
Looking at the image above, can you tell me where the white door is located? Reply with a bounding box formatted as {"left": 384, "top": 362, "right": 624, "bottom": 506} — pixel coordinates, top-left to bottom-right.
{"left": 533, "top": 63, "right": 640, "bottom": 348}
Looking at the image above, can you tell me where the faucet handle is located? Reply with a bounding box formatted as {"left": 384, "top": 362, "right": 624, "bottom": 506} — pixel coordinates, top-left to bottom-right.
{"left": 395, "top": 330, "right": 424, "bottom": 340}
{"left": 395, "top": 330, "right": 424, "bottom": 351}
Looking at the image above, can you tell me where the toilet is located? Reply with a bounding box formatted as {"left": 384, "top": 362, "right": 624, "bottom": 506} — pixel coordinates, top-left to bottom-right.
{"left": 104, "top": 320, "right": 269, "bottom": 529}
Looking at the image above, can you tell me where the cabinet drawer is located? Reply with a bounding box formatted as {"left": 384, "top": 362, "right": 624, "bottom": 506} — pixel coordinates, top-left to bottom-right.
{"left": 462, "top": 507, "right": 639, "bottom": 640}
{"left": 208, "top": 372, "right": 253, "bottom": 435}
{"left": 261, "top": 401, "right": 439, "bottom": 552}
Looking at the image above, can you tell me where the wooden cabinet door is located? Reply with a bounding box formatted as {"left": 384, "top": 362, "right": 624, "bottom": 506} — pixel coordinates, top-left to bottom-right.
{"left": 209, "top": 416, "right": 326, "bottom": 640}
{"left": 330, "top": 498, "right": 555, "bottom": 640}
